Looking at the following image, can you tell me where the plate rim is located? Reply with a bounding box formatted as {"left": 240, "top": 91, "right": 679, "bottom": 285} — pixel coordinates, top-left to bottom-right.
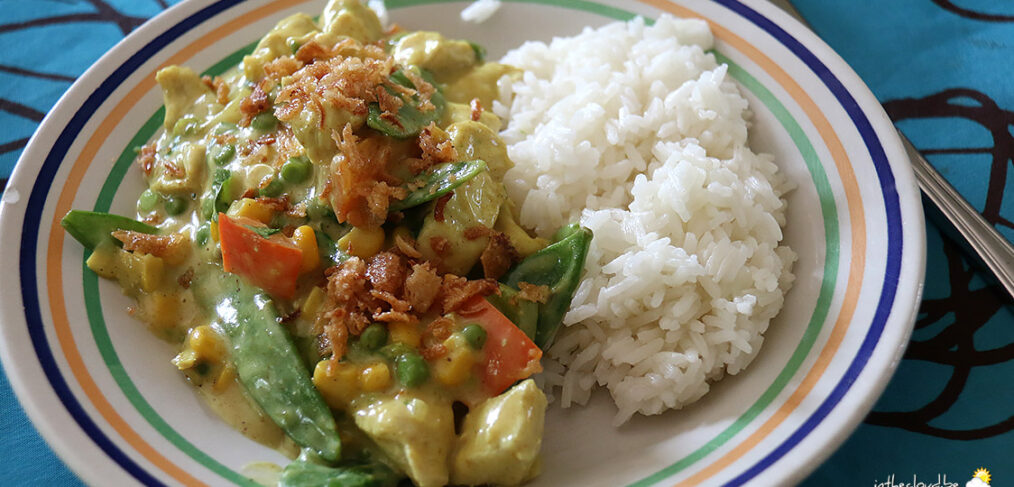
{"left": 0, "top": 0, "right": 925, "bottom": 486}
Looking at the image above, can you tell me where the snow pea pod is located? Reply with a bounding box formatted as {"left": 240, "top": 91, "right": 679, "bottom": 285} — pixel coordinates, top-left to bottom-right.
{"left": 279, "top": 458, "right": 401, "bottom": 487}
{"left": 388, "top": 159, "right": 486, "bottom": 212}
{"left": 60, "top": 210, "right": 158, "bottom": 250}
{"left": 366, "top": 67, "right": 445, "bottom": 138}
{"left": 501, "top": 224, "right": 592, "bottom": 349}
{"left": 486, "top": 284, "right": 539, "bottom": 341}
{"left": 194, "top": 269, "right": 342, "bottom": 461}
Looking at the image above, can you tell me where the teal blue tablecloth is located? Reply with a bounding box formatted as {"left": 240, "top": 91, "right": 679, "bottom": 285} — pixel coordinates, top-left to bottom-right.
{"left": 1, "top": 0, "right": 1011, "bottom": 485}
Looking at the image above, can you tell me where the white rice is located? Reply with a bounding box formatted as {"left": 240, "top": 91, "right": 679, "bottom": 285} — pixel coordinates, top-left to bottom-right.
{"left": 460, "top": 0, "right": 502, "bottom": 23}
{"left": 495, "top": 15, "right": 797, "bottom": 425}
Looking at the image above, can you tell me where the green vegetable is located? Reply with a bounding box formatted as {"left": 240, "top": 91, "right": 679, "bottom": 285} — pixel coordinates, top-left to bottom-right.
{"left": 282, "top": 156, "right": 312, "bottom": 184}
{"left": 164, "top": 195, "right": 187, "bottom": 215}
{"left": 313, "top": 229, "right": 351, "bottom": 268}
{"left": 246, "top": 225, "right": 281, "bottom": 238}
{"left": 388, "top": 160, "right": 487, "bottom": 212}
{"left": 394, "top": 351, "right": 429, "bottom": 387}
{"left": 306, "top": 198, "right": 337, "bottom": 221}
{"left": 366, "top": 67, "right": 445, "bottom": 138}
{"left": 379, "top": 342, "right": 412, "bottom": 361}
{"left": 137, "top": 189, "right": 160, "bottom": 212}
{"left": 195, "top": 223, "right": 211, "bottom": 246}
{"left": 279, "top": 458, "right": 401, "bottom": 487}
{"left": 204, "top": 168, "right": 236, "bottom": 220}
{"left": 209, "top": 143, "right": 236, "bottom": 166}
{"left": 60, "top": 210, "right": 158, "bottom": 251}
{"left": 501, "top": 224, "right": 593, "bottom": 348}
{"left": 486, "top": 284, "right": 539, "bottom": 341}
{"left": 172, "top": 115, "right": 199, "bottom": 136}
{"left": 260, "top": 177, "right": 285, "bottom": 198}
{"left": 468, "top": 41, "right": 486, "bottom": 63}
{"left": 252, "top": 111, "right": 278, "bottom": 131}
{"left": 359, "top": 324, "right": 388, "bottom": 351}
{"left": 461, "top": 324, "right": 487, "bottom": 350}
{"left": 193, "top": 270, "right": 342, "bottom": 461}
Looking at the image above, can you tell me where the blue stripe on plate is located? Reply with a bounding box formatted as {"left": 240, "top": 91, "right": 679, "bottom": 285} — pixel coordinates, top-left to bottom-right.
{"left": 19, "top": 1, "right": 241, "bottom": 484}
{"left": 714, "top": 1, "right": 904, "bottom": 485}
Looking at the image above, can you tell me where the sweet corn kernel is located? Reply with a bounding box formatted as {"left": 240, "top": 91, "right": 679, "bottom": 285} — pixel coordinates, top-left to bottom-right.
{"left": 358, "top": 362, "right": 391, "bottom": 392}
{"left": 293, "top": 225, "right": 319, "bottom": 272}
{"left": 213, "top": 365, "right": 236, "bottom": 393}
{"left": 171, "top": 349, "right": 197, "bottom": 370}
{"left": 433, "top": 335, "right": 475, "bottom": 387}
{"left": 337, "top": 226, "right": 385, "bottom": 259}
{"left": 388, "top": 321, "right": 421, "bottom": 348}
{"left": 312, "top": 360, "right": 361, "bottom": 409}
{"left": 235, "top": 198, "right": 273, "bottom": 224}
{"left": 188, "top": 325, "right": 226, "bottom": 364}
{"left": 210, "top": 221, "right": 219, "bottom": 242}
{"left": 301, "top": 286, "right": 326, "bottom": 317}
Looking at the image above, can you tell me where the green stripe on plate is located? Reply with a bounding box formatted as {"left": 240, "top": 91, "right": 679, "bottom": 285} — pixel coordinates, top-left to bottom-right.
{"left": 81, "top": 2, "right": 840, "bottom": 486}
{"left": 85, "top": 42, "right": 260, "bottom": 486}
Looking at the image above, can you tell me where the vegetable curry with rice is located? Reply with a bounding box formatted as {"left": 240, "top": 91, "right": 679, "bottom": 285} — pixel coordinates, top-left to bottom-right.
{"left": 60, "top": 1, "right": 592, "bottom": 485}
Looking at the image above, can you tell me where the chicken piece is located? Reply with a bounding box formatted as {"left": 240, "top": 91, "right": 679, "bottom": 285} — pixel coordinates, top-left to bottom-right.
{"left": 451, "top": 379, "right": 547, "bottom": 486}
{"left": 351, "top": 392, "right": 454, "bottom": 487}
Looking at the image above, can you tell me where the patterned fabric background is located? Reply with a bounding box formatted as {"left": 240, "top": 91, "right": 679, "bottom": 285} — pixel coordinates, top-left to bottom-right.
{"left": 0, "top": 0, "right": 1011, "bottom": 485}
{"left": 796, "top": 0, "right": 1014, "bottom": 485}
{"left": 0, "top": 1, "right": 180, "bottom": 484}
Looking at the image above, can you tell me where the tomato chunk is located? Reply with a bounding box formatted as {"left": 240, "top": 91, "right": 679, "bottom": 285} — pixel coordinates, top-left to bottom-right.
{"left": 457, "top": 297, "right": 543, "bottom": 396}
{"left": 218, "top": 213, "right": 302, "bottom": 299}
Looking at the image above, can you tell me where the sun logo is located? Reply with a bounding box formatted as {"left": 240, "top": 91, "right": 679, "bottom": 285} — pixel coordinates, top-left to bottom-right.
{"left": 967, "top": 468, "right": 991, "bottom": 487}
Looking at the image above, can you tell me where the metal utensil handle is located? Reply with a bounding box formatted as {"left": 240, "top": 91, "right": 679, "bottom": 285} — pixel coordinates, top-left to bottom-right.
{"left": 901, "top": 134, "right": 1014, "bottom": 297}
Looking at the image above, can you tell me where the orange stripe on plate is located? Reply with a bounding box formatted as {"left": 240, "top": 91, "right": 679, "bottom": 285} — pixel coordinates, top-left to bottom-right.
{"left": 632, "top": 1, "right": 867, "bottom": 485}
{"left": 45, "top": 1, "right": 293, "bottom": 485}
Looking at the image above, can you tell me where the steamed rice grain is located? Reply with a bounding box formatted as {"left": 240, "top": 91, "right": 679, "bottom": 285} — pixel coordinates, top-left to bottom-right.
{"left": 496, "top": 15, "right": 796, "bottom": 425}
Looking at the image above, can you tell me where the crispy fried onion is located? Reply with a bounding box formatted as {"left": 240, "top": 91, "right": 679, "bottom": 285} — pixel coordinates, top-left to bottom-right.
{"left": 324, "top": 125, "right": 408, "bottom": 228}
{"left": 272, "top": 39, "right": 435, "bottom": 126}
{"left": 319, "top": 250, "right": 498, "bottom": 364}
{"left": 240, "top": 38, "right": 441, "bottom": 229}
{"left": 111, "top": 230, "right": 188, "bottom": 262}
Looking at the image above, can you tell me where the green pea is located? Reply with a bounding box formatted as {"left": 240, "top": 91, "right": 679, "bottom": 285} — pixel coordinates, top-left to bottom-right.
{"left": 281, "top": 156, "right": 312, "bottom": 184}
{"left": 164, "top": 195, "right": 188, "bottom": 216}
{"left": 461, "top": 324, "right": 487, "bottom": 350}
{"left": 394, "top": 351, "right": 429, "bottom": 387}
{"left": 200, "top": 196, "right": 215, "bottom": 220}
{"left": 251, "top": 111, "right": 278, "bottom": 131}
{"left": 195, "top": 223, "right": 211, "bottom": 246}
{"left": 210, "top": 144, "right": 236, "bottom": 166}
{"left": 260, "top": 177, "right": 284, "bottom": 198}
{"left": 379, "top": 342, "right": 412, "bottom": 361}
{"left": 359, "top": 324, "right": 388, "bottom": 351}
{"left": 137, "top": 189, "right": 160, "bottom": 212}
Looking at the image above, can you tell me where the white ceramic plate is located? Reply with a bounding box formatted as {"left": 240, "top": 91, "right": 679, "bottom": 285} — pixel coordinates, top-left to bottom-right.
{"left": 0, "top": 0, "right": 924, "bottom": 485}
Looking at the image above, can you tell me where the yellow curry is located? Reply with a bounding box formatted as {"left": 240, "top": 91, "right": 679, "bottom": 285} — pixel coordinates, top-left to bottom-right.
{"left": 60, "top": 1, "right": 592, "bottom": 486}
